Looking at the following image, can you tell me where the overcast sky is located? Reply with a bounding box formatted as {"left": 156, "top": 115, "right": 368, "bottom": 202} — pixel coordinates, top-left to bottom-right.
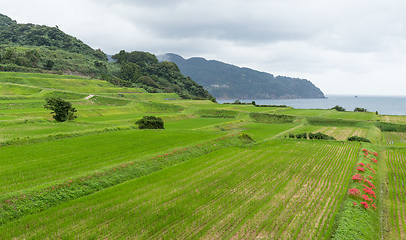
{"left": 3, "top": 0, "right": 406, "bottom": 96}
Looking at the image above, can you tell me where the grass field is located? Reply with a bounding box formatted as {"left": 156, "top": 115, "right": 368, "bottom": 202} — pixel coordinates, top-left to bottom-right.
{"left": 0, "top": 130, "right": 225, "bottom": 195}
{"left": 0, "top": 140, "right": 358, "bottom": 239}
{"left": 0, "top": 71, "right": 404, "bottom": 239}
{"left": 381, "top": 115, "right": 406, "bottom": 124}
{"left": 323, "top": 111, "right": 378, "bottom": 121}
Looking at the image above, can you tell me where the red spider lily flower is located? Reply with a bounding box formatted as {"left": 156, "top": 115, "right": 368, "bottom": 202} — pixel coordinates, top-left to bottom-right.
{"left": 365, "top": 180, "right": 375, "bottom": 189}
{"left": 353, "top": 202, "right": 357, "bottom": 206}
{"left": 356, "top": 166, "right": 365, "bottom": 172}
{"left": 348, "top": 188, "right": 361, "bottom": 197}
{"left": 362, "top": 194, "right": 373, "bottom": 202}
{"left": 352, "top": 174, "right": 363, "bottom": 181}
{"left": 368, "top": 175, "right": 373, "bottom": 180}
{"left": 360, "top": 202, "right": 369, "bottom": 209}
{"left": 363, "top": 185, "right": 376, "bottom": 198}
{"left": 373, "top": 152, "right": 378, "bottom": 156}
{"left": 357, "top": 162, "right": 365, "bottom": 166}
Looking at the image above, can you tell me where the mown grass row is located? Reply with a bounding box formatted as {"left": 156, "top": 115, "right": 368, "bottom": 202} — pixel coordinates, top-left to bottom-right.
{"left": 0, "top": 140, "right": 358, "bottom": 239}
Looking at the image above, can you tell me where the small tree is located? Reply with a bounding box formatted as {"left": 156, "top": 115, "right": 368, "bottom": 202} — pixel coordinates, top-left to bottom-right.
{"left": 354, "top": 107, "right": 367, "bottom": 112}
{"left": 136, "top": 116, "right": 164, "bottom": 129}
{"left": 44, "top": 97, "right": 77, "bottom": 122}
{"left": 331, "top": 105, "right": 345, "bottom": 111}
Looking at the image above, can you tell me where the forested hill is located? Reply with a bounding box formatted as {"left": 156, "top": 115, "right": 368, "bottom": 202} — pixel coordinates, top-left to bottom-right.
{"left": 0, "top": 14, "right": 212, "bottom": 99}
{"left": 158, "top": 53, "right": 325, "bottom": 99}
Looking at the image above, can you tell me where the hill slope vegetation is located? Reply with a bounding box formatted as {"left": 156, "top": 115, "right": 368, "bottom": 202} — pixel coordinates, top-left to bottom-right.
{"left": 0, "top": 14, "right": 212, "bottom": 99}
{"left": 158, "top": 53, "right": 325, "bottom": 99}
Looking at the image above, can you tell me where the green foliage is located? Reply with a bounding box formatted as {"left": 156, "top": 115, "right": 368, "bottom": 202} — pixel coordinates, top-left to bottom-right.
{"left": 295, "top": 132, "right": 307, "bottom": 139}
{"left": 332, "top": 105, "right": 346, "bottom": 111}
{"left": 354, "top": 107, "right": 367, "bottom": 112}
{"left": 112, "top": 50, "right": 212, "bottom": 99}
{"left": 0, "top": 13, "right": 16, "bottom": 32}
{"left": 0, "top": 23, "right": 103, "bottom": 58}
{"left": 44, "top": 97, "right": 77, "bottom": 122}
{"left": 347, "top": 135, "right": 371, "bottom": 143}
{"left": 308, "top": 132, "right": 335, "bottom": 140}
{"left": 237, "top": 132, "right": 254, "bottom": 142}
{"left": 135, "top": 116, "right": 164, "bottom": 129}
{"left": 250, "top": 112, "right": 295, "bottom": 123}
{"left": 0, "top": 15, "right": 211, "bottom": 99}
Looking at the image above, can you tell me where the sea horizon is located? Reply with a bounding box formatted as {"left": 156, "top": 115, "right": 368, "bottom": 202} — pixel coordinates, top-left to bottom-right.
{"left": 217, "top": 95, "right": 406, "bottom": 116}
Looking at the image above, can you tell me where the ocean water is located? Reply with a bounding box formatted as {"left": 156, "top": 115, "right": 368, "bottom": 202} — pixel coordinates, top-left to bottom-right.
{"left": 217, "top": 95, "right": 406, "bottom": 115}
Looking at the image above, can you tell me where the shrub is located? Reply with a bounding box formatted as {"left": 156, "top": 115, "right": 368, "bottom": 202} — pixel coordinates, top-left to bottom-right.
{"left": 44, "top": 97, "right": 77, "bottom": 122}
{"left": 347, "top": 135, "right": 371, "bottom": 143}
{"left": 295, "top": 132, "right": 307, "bottom": 139}
{"left": 289, "top": 133, "right": 295, "bottom": 138}
{"left": 135, "top": 116, "right": 164, "bottom": 129}
{"left": 331, "top": 105, "right": 345, "bottom": 111}
{"left": 354, "top": 107, "right": 367, "bottom": 112}
{"left": 308, "top": 132, "right": 335, "bottom": 140}
{"left": 238, "top": 132, "right": 254, "bottom": 142}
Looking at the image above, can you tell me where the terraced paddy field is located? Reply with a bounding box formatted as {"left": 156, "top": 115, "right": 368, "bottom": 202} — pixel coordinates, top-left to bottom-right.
{"left": 0, "top": 140, "right": 359, "bottom": 239}
{"left": 0, "top": 130, "right": 226, "bottom": 195}
{"left": 383, "top": 132, "right": 406, "bottom": 146}
{"left": 1, "top": 71, "right": 405, "bottom": 239}
{"left": 385, "top": 149, "right": 406, "bottom": 239}
{"left": 274, "top": 108, "right": 331, "bottom": 116}
{"left": 323, "top": 111, "right": 378, "bottom": 121}
{"left": 381, "top": 115, "right": 406, "bottom": 124}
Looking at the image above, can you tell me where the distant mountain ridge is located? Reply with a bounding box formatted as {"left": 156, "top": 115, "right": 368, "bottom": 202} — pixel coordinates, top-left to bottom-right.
{"left": 158, "top": 53, "right": 325, "bottom": 99}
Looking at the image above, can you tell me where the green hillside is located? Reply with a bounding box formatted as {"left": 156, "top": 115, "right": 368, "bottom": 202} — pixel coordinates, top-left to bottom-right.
{"left": 158, "top": 53, "right": 325, "bottom": 99}
{"left": 0, "top": 14, "right": 212, "bottom": 100}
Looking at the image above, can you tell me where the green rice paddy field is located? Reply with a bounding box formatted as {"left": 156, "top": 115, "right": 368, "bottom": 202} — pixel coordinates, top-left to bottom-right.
{"left": 0, "top": 72, "right": 405, "bottom": 239}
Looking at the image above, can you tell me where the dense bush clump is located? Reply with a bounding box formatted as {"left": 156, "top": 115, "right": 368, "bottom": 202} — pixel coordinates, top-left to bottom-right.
{"left": 308, "top": 132, "right": 335, "bottom": 140}
{"left": 347, "top": 135, "right": 371, "bottom": 143}
{"left": 331, "top": 105, "right": 345, "bottom": 111}
{"left": 354, "top": 107, "right": 367, "bottom": 112}
{"left": 135, "top": 116, "right": 164, "bottom": 129}
{"left": 295, "top": 132, "right": 307, "bottom": 139}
